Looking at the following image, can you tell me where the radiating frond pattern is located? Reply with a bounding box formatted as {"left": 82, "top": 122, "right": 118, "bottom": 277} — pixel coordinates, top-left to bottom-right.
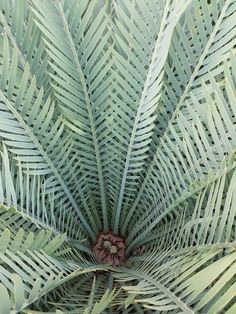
{"left": 0, "top": 0, "right": 236, "bottom": 312}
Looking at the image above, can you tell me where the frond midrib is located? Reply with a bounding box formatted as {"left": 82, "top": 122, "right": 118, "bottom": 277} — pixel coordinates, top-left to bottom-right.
{"left": 123, "top": 0, "right": 233, "bottom": 234}
{"left": 55, "top": 0, "right": 108, "bottom": 231}
{"left": 121, "top": 267, "right": 193, "bottom": 313}
{"left": 113, "top": 0, "right": 186, "bottom": 232}
{"left": 0, "top": 90, "right": 95, "bottom": 240}
{"left": 126, "top": 156, "right": 236, "bottom": 253}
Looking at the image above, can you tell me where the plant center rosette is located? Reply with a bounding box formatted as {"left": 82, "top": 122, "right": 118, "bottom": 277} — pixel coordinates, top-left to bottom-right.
{"left": 93, "top": 232, "right": 126, "bottom": 266}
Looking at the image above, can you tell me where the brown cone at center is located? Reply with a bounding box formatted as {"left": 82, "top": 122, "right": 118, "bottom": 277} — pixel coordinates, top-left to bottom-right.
{"left": 93, "top": 231, "right": 126, "bottom": 266}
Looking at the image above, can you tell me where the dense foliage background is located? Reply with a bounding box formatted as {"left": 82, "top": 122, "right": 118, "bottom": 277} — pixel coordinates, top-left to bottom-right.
{"left": 0, "top": 0, "right": 236, "bottom": 312}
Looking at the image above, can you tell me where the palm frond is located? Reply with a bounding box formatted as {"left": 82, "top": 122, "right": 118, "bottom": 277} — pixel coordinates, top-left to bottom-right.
{"left": 49, "top": 275, "right": 119, "bottom": 314}
{"left": 0, "top": 34, "right": 95, "bottom": 239}
{"left": 0, "top": 205, "right": 99, "bottom": 313}
{"left": 0, "top": 0, "right": 52, "bottom": 95}
{"left": 31, "top": 0, "right": 112, "bottom": 231}
{"left": 0, "top": 144, "right": 89, "bottom": 244}
{"left": 126, "top": 41, "right": 236, "bottom": 250}
{"left": 123, "top": 0, "right": 236, "bottom": 236}
{"left": 107, "top": 0, "right": 191, "bottom": 233}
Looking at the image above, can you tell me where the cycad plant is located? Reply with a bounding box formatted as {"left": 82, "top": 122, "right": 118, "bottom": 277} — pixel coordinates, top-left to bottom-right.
{"left": 0, "top": 0, "right": 236, "bottom": 312}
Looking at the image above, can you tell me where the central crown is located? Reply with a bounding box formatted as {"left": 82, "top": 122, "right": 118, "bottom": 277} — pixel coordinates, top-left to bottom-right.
{"left": 93, "top": 232, "right": 126, "bottom": 266}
